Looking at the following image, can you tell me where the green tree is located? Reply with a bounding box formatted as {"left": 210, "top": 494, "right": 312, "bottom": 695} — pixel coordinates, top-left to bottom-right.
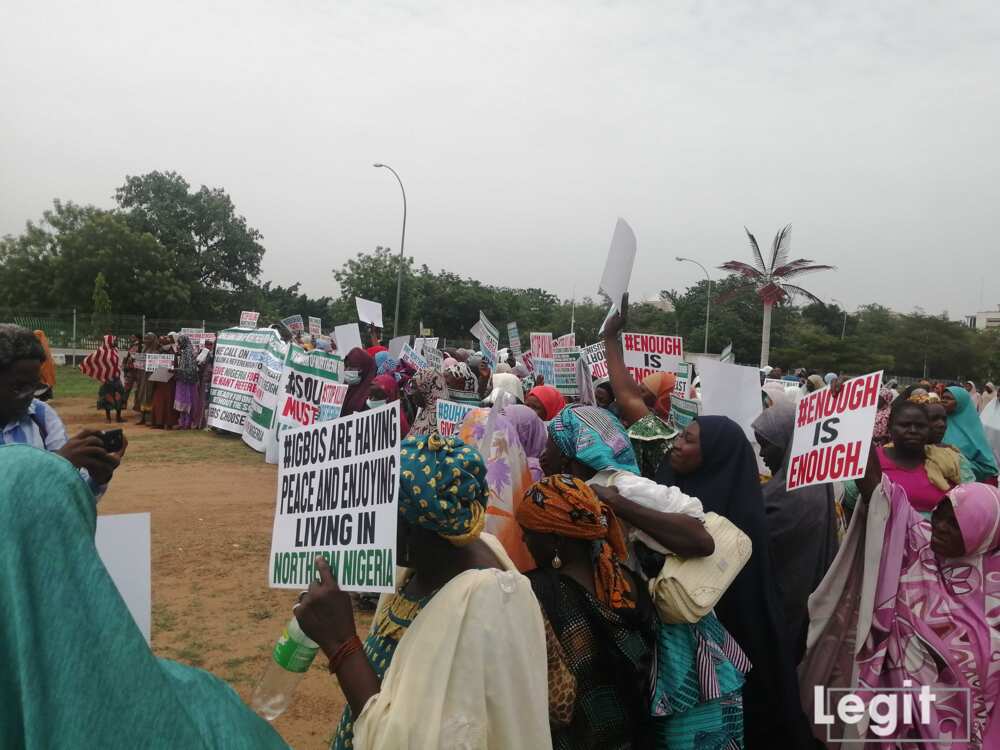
{"left": 91, "top": 271, "right": 113, "bottom": 335}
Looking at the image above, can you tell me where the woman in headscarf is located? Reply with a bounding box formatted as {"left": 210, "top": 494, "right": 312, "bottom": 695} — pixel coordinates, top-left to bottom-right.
{"left": 458, "top": 408, "right": 537, "bottom": 571}
{"left": 404, "top": 368, "right": 447, "bottom": 437}
{"left": 150, "top": 336, "right": 178, "bottom": 430}
{"left": 927, "top": 399, "right": 977, "bottom": 483}
{"left": 801, "top": 479, "right": 1000, "bottom": 745}
{"left": 805, "top": 374, "right": 825, "bottom": 393}
{"left": 966, "top": 380, "right": 982, "bottom": 411}
{"left": 752, "top": 401, "right": 839, "bottom": 664}
{"left": 0, "top": 445, "right": 288, "bottom": 749}
{"left": 368, "top": 373, "right": 410, "bottom": 437}
{"left": 656, "top": 416, "right": 814, "bottom": 748}
{"left": 980, "top": 382, "right": 996, "bottom": 413}
{"left": 525, "top": 384, "right": 565, "bottom": 422}
{"left": 173, "top": 335, "right": 200, "bottom": 429}
{"left": 33, "top": 330, "right": 56, "bottom": 400}
{"left": 762, "top": 379, "right": 793, "bottom": 409}
{"left": 135, "top": 332, "right": 158, "bottom": 425}
{"left": 516, "top": 475, "right": 658, "bottom": 749}
{"left": 538, "top": 409, "right": 748, "bottom": 749}
{"left": 600, "top": 299, "right": 680, "bottom": 477}
{"left": 303, "top": 434, "right": 550, "bottom": 750}
{"left": 341, "top": 348, "right": 377, "bottom": 417}
{"left": 485, "top": 372, "right": 524, "bottom": 405}
{"left": 823, "top": 372, "right": 837, "bottom": 386}
{"left": 501, "top": 404, "right": 547, "bottom": 481}
{"left": 641, "top": 372, "right": 676, "bottom": 420}
{"left": 942, "top": 385, "right": 1000, "bottom": 484}
{"left": 373, "top": 351, "right": 399, "bottom": 380}
{"left": 121, "top": 333, "right": 142, "bottom": 410}
{"left": 191, "top": 339, "right": 214, "bottom": 429}
{"left": 80, "top": 335, "right": 127, "bottom": 424}
{"left": 443, "top": 361, "right": 481, "bottom": 405}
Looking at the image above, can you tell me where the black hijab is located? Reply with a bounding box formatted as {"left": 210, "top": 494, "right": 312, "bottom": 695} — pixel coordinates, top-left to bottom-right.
{"left": 655, "top": 415, "right": 813, "bottom": 749}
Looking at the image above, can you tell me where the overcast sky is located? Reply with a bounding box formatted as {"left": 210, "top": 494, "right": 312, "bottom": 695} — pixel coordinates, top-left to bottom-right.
{"left": 2, "top": 1, "right": 997, "bottom": 319}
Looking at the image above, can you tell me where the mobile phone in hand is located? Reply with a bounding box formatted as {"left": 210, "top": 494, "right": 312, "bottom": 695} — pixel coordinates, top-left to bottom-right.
{"left": 101, "top": 428, "right": 124, "bottom": 454}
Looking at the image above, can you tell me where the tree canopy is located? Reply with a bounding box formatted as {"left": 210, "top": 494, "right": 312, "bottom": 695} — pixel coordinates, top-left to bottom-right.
{"left": 2, "top": 172, "right": 997, "bottom": 381}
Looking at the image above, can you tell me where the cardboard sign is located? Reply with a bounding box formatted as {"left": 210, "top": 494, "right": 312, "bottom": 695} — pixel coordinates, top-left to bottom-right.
{"left": 308, "top": 317, "right": 322, "bottom": 337}
{"left": 144, "top": 353, "right": 174, "bottom": 372}
{"left": 240, "top": 310, "right": 260, "bottom": 329}
{"left": 333, "top": 324, "right": 363, "bottom": 355}
{"left": 470, "top": 312, "right": 499, "bottom": 367}
{"left": 555, "top": 333, "right": 576, "bottom": 348}
{"left": 424, "top": 348, "right": 444, "bottom": 372}
{"left": 282, "top": 314, "right": 305, "bottom": 333}
{"left": 670, "top": 395, "right": 701, "bottom": 430}
{"left": 268, "top": 403, "right": 400, "bottom": 593}
{"left": 268, "top": 346, "right": 344, "bottom": 465}
{"left": 786, "top": 371, "right": 883, "bottom": 491}
{"left": 530, "top": 332, "right": 554, "bottom": 384}
{"left": 355, "top": 297, "right": 383, "bottom": 328}
{"left": 436, "top": 399, "right": 477, "bottom": 437}
{"left": 553, "top": 346, "right": 582, "bottom": 397}
{"left": 697, "top": 358, "right": 764, "bottom": 447}
{"left": 207, "top": 327, "right": 281, "bottom": 434}
{"left": 399, "top": 344, "right": 428, "bottom": 371}
{"left": 318, "top": 382, "right": 349, "bottom": 422}
{"left": 598, "top": 218, "right": 637, "bottom": 329}
{"left": 95, "top": 513, "right": 151, "bottom": 644}
{"left": 388, "top": 335, "right": 410, "bottom": 359}
{"left": 622, "top": 332, "right": 684, "bottom": 382}
{"left": 583, "top": 341, "right": 608, "bottom": 380}
{"left": 413, "top": 337, "right": 438, "bottom": 355}
{"left": 242, "top": 337, "right": 290, "bottom": 453}
{"left": 507, "top": 322, "right": 522, "bottom": 358}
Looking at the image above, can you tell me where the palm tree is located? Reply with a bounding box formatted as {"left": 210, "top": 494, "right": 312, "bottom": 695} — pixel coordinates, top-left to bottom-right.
{"left": 719, "top": 224, "right": 834, "bottom": 367}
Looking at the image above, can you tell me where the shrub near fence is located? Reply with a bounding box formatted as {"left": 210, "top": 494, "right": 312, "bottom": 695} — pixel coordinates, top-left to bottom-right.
{"left": 0, "top": 309, "right": 234, "bottom": 350}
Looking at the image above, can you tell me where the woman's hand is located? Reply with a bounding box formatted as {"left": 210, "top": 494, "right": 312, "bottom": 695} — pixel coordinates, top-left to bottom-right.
{"left": 602, "top": 293, "right": 629, "bottom": 340}
{"left": 295, "top": 556, "right": 358, "bottom": 658}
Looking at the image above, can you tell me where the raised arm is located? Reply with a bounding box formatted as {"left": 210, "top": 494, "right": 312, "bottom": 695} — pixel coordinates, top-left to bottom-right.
{"left": 602, "top": 294, "right": 650, "bottom": 428}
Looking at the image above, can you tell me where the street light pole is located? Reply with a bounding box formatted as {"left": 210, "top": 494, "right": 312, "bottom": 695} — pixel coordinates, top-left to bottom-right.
{"left": 831, "top": 298, "right": 848, "bottom": 339}
{"left": 373, "top": 163, "right": 407, "bottom": 337}
{"left": 676, "top": 257, "right": 711, "bottom": 354}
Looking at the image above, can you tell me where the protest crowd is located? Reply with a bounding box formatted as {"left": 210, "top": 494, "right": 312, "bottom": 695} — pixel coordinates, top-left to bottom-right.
{"left": 4, "top": 258, "right": 1000, "bottom": 749}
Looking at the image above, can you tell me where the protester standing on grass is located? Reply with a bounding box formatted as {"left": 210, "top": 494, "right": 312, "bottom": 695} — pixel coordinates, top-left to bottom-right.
{"left": 122, "top": 333, "right": 142, "bottom": 409}
{"left": 149, "top": 335, "right": 178, "bottom": 429}
{"left": 173, "top": 335, "right": 200, "bottom": 430}
{"left": 0, "top": 324, "right": 123, "bottom": 493}
{"left": 80, "top": 334, "right": 127, "bottom": 424}
{"left": 191, "top": 338, "right": 214, "bottom": 429}
{"left": 298, "top": 433, "right": 551, "bottom": 750}
{"left": 135, "top": 332, "right": 158, "bottom": 425}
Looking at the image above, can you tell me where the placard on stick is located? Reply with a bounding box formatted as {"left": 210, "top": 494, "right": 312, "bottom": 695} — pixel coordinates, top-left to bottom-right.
{"left": 240, "top": 310, "right": 260, "bottom": 329}
{"left": 786, "top": 371, "right": 883, "bottom": 491}
{"left": 436, "top": 399, "right": 477, "bottom": 437}
{"left": 268, "top": 402, "right": 401, "bottom": 593}
{"left": 622, "top": 332, "right": 684, "bottom": 382}
{"left": 355, "top": 297, "right": 383, "bottom": 329}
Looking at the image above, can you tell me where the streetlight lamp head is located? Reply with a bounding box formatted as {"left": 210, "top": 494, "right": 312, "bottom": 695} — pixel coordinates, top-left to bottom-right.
{"left": 675, "top": 256, "right": 685, "bottom": 262}
{"left": 373, "top": 163, "right": 384, "bottom": 168}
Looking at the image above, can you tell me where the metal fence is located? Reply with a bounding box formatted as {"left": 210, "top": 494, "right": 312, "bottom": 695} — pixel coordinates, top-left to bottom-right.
{"left": 0, "top": 308, "right": 234, "bottom": 351}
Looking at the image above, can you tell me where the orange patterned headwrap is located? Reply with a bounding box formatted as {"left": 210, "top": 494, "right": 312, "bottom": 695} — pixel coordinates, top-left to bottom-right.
{"left": 516, "top": 474, "right": 634, "bottom": 609}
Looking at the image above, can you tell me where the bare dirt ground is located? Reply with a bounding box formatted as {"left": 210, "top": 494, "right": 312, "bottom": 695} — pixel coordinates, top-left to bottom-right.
{"left": 57, "top": 392, "right": 365, "bottom": 750}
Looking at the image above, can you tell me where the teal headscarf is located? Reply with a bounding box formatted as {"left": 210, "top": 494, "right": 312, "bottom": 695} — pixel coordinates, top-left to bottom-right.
{"left": 398, "top": 433, "right": 487, "bottom": 545}
{"left": 548, "top": 404, "right": 640, "bottom": 475}
{"left": 0, "top": 445, "right": 288, "bottom": 749}
{"left": 944, "top": 386, "right": 999, "bottom": 481}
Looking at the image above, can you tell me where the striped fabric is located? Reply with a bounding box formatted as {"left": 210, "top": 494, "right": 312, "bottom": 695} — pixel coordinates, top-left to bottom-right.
{"left": 79, "top": 335, "right": 121, "bottom": 382}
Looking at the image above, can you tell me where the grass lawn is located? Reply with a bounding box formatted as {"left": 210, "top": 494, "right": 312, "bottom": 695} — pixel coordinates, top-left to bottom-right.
{"left": 52, "top": 365, "right": 100, "bottom": 398}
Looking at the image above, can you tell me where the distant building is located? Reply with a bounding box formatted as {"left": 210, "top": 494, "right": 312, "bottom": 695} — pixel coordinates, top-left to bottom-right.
{"left": 967, "top": 308, "right": 1000, "bottom": 330}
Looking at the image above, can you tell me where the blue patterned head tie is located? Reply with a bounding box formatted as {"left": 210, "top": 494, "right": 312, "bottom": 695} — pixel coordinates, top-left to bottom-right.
{"left": 548, "top": 404, "right": 640, "bottom": 475}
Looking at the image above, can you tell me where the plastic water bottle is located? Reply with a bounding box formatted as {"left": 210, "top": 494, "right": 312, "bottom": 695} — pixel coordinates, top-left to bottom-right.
{"left": 251, "top": 616, "right": 320, "bottom": 721}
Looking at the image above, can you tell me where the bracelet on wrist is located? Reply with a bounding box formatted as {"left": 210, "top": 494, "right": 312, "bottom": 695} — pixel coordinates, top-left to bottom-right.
{"left": 328, "top": 635, "right": 363, "bottom": 674}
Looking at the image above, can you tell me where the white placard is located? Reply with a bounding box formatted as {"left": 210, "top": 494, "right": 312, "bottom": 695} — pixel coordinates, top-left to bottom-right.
{"left": 144, "top": 353, "right": 174, "bottom": 372}
{"left": 388, "top": 335, "right": 410, "bottom": 359}
{"left": 786, "top": 371, "right": 883, "bottom": 490}
{"left": 318, "top": 382, "right": 349, "bottom": 422}
{"left": 598, "top": 218, "right": 637, "bottom": 320}
{"left": 355, "top": 297, "right": 384, "bottom": 328}
{"left": 308, "top": 316, "right": 322, "bottom": 337}
{"left": 507, "top": 322, "right": 522, "bottom": 358}
{"left": 471, "top": 312, "right": 499, "bottom": 367}
{"left": 96, "top": 513, "right": 151, "bottom": 644}
{"left": 696, "top": 358, "right": 765, "bottom": 446}
{"left": 399, "top": 344, "right": 428, "bottom": 371}
{"left": 282, "top": 314, "right": 305, "bottom": 333}
{"left": 435, "top": 399, "right": 477, "bottom": 437}
{"left": 268, "top": 403, "right": 400, "bottom": 593}
{"left": 555, "top": 333, "right": 576, "bottom": 348}
{"left": 582, "top": 341, "right": 608, "bottom": 379}
{"left": 240, "top": 310, "right": 260, "bottom": 329}
{"left": 621, "top": 332, "right": 684, "bottom": 382}
{"left": 333, "top": 324, "right": 364, "bottom": 355}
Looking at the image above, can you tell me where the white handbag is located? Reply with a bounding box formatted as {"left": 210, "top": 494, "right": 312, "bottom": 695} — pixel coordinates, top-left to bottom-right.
{"left": 648, "top": 512, "right": 752, "bottom": 624}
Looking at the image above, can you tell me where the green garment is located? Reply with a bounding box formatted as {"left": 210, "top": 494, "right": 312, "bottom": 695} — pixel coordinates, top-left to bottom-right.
{"left": 0, "top": 444, "right": 289, "bottom": 750}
